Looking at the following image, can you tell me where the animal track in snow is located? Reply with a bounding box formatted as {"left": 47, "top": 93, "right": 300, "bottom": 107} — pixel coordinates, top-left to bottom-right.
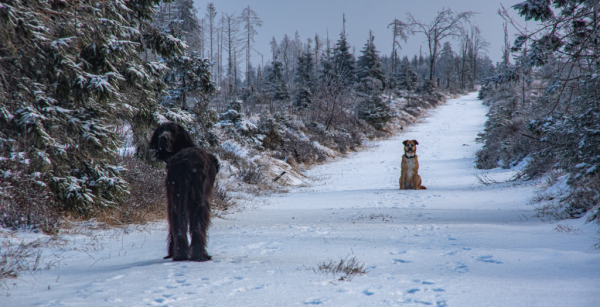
{"left": 304, "top": 298, "right": 324, "bottom": 304}
{"left": 477, "top": 255, "right": 503, "bottom": 264}
{"left": 447, "top": 261, "right": 469, "bottom": 273}
{"left": 362, "top": 289, "right": 375, "bottom": 296}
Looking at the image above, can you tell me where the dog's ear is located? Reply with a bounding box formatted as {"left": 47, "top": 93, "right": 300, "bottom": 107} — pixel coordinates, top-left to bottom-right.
{"left": 402, "top": 140, "right": 408, "bottom": 146}
{"left": 413, "top": 140, "right": 419, "bottom": 145}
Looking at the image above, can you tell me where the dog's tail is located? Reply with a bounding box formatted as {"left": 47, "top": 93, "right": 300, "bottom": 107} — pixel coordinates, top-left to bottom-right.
{"left": 419, "top": 186, "right": 427, "bottom": 190}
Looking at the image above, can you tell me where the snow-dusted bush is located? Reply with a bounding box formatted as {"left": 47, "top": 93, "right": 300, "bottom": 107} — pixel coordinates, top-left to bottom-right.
{"left": 478, "top": 0, "right": 600, "bottom": 223}
{"left": 0, "top": 0, "right": 192, "bottom": 223}
{"left": 357, "top": 94, "right": 395, "bottom": 130}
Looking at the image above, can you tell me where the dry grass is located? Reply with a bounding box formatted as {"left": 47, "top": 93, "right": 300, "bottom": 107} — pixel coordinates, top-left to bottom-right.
{"left": 554, "top": 224, "right": 582, "bottom": 234}
{"left": 0, "top": 160, "right": 61, "bottom": 234}
{"left": 0, "top": 235, "right": 63, "bottom": 286}
{"left": 91, "top": 154, "right": 239, "bottom": 224}
{"left": 474, "top": 172, "right": 501, "bottom": 186}
{"left": 89, "top": 155, "right": 167, "bottom": 226}
{"left": 307, "top": 255, "right": 368, "bottom": 281}
{"left": 352, "top": 213, "right": 395, "bottom": 223}
{"left": 238, "top": 164, "right": 267, "bottom": 185}
{"left": 212, "top": 184, "right": 238, "bottom": 217}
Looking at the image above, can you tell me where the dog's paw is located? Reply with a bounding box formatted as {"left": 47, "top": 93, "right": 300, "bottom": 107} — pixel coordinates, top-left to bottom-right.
{"left": 172, "top": 255, "right": 189, "bottom": 261}
{"left": 189, "top": 254, "right": 212, "bottom": 262}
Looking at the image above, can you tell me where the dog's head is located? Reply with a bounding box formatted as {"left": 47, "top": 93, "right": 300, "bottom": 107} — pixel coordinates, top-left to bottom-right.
{"left": 402, "top": 140, "right": 419, "bottom": 156}
{"left": 149, "top": 122, "right": 195, "bottom": 162}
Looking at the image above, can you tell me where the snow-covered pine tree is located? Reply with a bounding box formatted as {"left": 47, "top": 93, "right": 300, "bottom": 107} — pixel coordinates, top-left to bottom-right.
{"left": 477, "top": 55, "right": 496, "bottom": 82}
{"left": 357, "top": 94, "right": 395, "bottom": 131}
{"left": 478, "top": 0, "right": 600, "bottom": 221}
{"left": 266, "top": 61, "right": 290, "bottom": 101}
{"left": 0, "top": 0, "right": 187, "bottom": 219}
{"left": 294, "top": 47, "right": 316, "bottom": 108}
{"left": 319, "top": 53, "right": 337, "bottom": 83}
{"left": 159, "top": 50, "right": 218, "bottom": 146}
{"left": 175, "top": 0, "right": 202, "bottom": 52}
{"left": 332, "top": 16, "right": 355, "bottom": 86}
{"left": 355, "top": 32, "right": 394, "bottom": 130}
{"left": 396, "top": 57, "right": 418, "bottom": 91}
{"left": 356, "top": 31, "right": 386, "bottom": 94}
{"left": 438, "top": 42, "right": 455, "bottom": 89}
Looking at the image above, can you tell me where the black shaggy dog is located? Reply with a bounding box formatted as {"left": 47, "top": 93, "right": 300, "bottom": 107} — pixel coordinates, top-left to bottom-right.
{"left": 149, "top": 122, "right": 220, "bottom": 261}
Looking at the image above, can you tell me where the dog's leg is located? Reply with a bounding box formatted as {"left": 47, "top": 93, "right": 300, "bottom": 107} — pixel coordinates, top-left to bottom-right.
{"left": 171, "top": 178, "right": 190, "bottom": 261}
{"left": 164, "top": 232, "right": 174, "bottom": 259}
{"left": 164, "top": 199, "right": 174, "bottom": 259}
{"left": 189, "top": 175, "right": 212, "bottom": 262}
{"left": 189, "top": 204, "right": 211, "bottom": 261}
{"left": 399, "top": 172, "right": 405, "bottom": 190}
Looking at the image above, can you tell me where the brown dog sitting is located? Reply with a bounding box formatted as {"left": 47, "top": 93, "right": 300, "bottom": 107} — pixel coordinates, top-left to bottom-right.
{"left": 400, "top": 140, "right": 426, "bottom": 190}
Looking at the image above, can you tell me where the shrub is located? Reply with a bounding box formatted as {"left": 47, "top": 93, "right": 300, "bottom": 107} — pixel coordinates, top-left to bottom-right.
{"left": 307, "top": 255, "right": 368, "bottom": 281}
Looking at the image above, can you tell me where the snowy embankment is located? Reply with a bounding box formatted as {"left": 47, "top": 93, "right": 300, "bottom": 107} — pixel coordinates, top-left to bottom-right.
{"left": 3, "top": 92, "right": 599, "bottom": 306}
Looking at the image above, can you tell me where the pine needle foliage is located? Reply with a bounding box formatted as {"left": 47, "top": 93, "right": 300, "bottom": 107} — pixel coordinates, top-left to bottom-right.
{"left": 356, "top": 31, "right": 386, "bottom": 93}
{"left": 478, "top": 0, "right": 600, "bottom": 221}
{"left": 266, "top": 61, "right": 290, "bottom": 101}
{"left": 0, "top": 0, "right": 188, "bottom": 220}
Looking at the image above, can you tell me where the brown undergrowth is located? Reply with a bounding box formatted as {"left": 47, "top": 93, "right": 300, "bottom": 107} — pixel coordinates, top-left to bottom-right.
{"left": 86, "top": 155, "right": 240, "bottom": 225}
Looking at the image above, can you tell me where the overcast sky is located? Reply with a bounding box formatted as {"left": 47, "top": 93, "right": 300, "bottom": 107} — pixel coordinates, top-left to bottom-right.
{"left": 193, "top": 0, "right": 527, "bottom": 66}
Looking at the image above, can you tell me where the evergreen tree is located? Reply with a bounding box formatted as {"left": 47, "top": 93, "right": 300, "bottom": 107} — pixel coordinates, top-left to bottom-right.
{"left": 357, "top": 94, "right": 395, "bottom": 130}
{"left": 319, "top": 41, "right": 336, "bottom": 83}
{"left": 396, "top": 57, "right": 418, "bottom": 91}
{"left": 356, "top": 31, "right": 385, "bottom": 93}
{"left": 411, "top": 55, "right": 419, "bottom": 70}
{"left": 332, "top": 19, "right": 355, "bottom": 85}
{"left": 0, "top": 0, "right": 188, "bottom": 215}
{"left": 477, "top": 55, "right": 496, "bottom": 81}
{"left": 266, "top": 61, "right": 290, "bottom": 101}
{"left": 478, "top": 0, "right": 600, "bottom": 220}
{"left": 175, "top": 0, "right": 202, "bottom": 51}
{"left": 438, "top": 42, "right": 455, "bottom": 88}
{"left": 355, "top": 30, "right": 393, "bottom": 130}
{"left": 294, "top": 49, "right": 316, "bottom": 108}
{"left": 160, "top": 51, "right": 218, "bottom": 146}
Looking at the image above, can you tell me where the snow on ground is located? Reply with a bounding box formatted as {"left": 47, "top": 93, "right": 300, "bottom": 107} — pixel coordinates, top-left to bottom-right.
{"left": 3, "top": 92, "right": 600, "bottom": 306}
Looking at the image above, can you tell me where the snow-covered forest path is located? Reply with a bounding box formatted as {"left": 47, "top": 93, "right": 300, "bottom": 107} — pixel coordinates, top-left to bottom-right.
{"left": 5, "top": 93, "right": 600, "bottom": 306}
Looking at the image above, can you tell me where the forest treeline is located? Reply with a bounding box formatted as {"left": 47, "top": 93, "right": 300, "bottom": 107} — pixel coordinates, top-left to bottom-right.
{"left": 0, "top": 0, "right": 495, "bottom": 232}
{"left": 477, "top": 1, "right": 600, "bottom": 229}
{"left": 150, "top": 3, "right": 497, "bottom": 106}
